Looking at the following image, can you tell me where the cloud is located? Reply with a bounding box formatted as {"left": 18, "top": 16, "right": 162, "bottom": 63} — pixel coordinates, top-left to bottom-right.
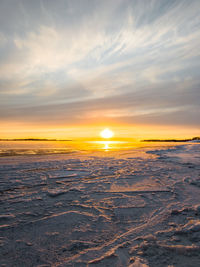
{"left": 0, "top": 0, "right": 200, "bottom": 131}
{"left": 0, "top": 80, "right": 199, "bottom": 128}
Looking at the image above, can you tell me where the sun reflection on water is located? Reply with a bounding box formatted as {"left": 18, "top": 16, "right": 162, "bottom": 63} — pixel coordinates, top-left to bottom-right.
{"left": 89, "top": 141, "right": 127, "bottom": 151}
{"left": 104, "top": 142, "right": 109, "bottom": 150}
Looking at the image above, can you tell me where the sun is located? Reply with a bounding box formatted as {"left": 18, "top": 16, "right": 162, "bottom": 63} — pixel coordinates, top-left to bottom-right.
{"left": 100, "top": 128, "right": 114, "bottom": 139}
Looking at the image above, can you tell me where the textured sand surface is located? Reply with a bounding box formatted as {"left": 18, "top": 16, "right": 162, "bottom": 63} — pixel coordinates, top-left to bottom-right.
{"left": 0, "top": 143, "right": 200, "bottom": 266}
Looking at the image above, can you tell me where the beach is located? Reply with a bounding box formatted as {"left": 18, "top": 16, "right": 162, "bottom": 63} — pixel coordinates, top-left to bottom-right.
{"left": 0, "top": 141, "right": 200, "bottom": 266}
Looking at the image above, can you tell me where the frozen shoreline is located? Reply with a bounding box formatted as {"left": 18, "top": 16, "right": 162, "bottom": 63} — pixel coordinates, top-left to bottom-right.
{"left": 0, "top": 143, "right": 200, "bottom": 266}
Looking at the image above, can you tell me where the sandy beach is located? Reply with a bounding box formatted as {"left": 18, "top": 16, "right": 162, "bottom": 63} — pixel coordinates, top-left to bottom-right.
{"left": 0, "top": 142, "right": 200, "bottom": 266}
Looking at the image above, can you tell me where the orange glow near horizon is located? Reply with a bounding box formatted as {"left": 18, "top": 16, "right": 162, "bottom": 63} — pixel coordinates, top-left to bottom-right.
{"left": 0, "top": 121, "right": 199, "bottom": 140}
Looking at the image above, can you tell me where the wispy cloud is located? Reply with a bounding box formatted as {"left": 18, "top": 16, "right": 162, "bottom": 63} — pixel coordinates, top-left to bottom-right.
{"left": 0, "top": 0, "right": 200, "bottom": 133}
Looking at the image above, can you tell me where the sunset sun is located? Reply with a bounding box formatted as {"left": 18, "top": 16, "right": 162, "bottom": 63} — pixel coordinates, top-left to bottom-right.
{"left": 100, "top": 128, "right": 114, "bottom": 139}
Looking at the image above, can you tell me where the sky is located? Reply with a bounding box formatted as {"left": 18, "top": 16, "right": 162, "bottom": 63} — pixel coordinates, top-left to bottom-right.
{"left": 0, "top": 0, "right": 200, "bottom": 139}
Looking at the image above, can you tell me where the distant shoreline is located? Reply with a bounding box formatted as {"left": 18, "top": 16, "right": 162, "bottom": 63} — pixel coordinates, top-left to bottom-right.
{"left": 142, "top": 137, "right": 200, "bottom": 142}
{"left": 0, "top": 137, "right": 199, "bottom": 142}
{"left": 0, "top": 138, "right": 72, "bottom": 141}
